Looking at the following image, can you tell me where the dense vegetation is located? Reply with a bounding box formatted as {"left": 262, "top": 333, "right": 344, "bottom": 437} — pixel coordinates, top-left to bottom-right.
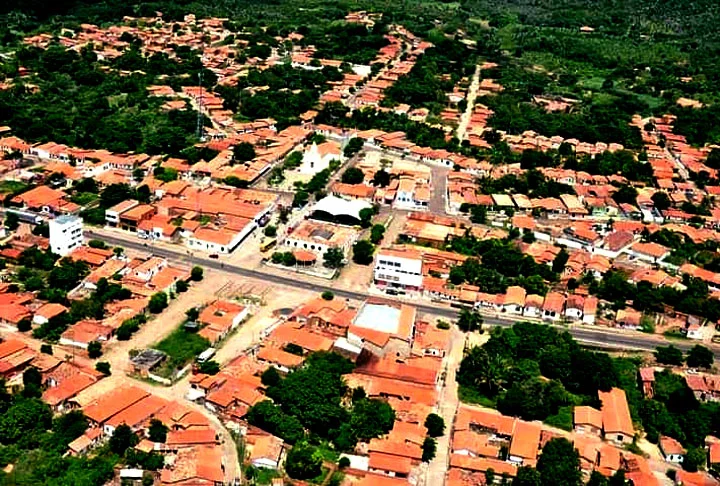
{"left": 0, "top": 376, "right": 122, "bottom": 485}
{"left": 0, "top": 44, "right": 207, "bottom": 156}
{"left": 590, "top": 269, "right": 720, "bottom": 322}
{"left": 459, "top": 323, "right": 720, "bottom": 453}
{"left": 247, "top": 352, "right": 395, "bottom": 451}
{"left": 444, "top": 236, "right": 558, "bottom": 295}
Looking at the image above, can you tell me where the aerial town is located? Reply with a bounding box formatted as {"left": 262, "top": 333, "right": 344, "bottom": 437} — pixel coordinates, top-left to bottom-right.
{"left": 0, "top": 1, "right": 719, "bottom": 485}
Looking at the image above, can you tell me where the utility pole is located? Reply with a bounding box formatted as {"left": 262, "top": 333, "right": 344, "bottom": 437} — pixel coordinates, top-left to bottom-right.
{"left": 196, "top": 70, "right": 204, "bottom": 141}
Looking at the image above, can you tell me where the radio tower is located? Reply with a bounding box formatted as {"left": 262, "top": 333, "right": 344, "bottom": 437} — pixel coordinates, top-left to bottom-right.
{"left": 196, "top": 70, "right": 204, "bottom": 140}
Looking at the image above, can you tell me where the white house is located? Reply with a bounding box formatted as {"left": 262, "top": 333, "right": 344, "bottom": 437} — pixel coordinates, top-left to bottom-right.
{"left": 565, "top": 295, "right": 584, "bottom": 321}
{"left": 374, "top": 248, "right": 423, "bottom": 291}
{"left": 659, "top": 436, "right": 685, "bottom": 464}
{"left": 582, "top": 296, "right": 598, "bottom": 325}
{"left": 250, "top": 435, "right": 284, "bottom": 470}
{"left": 523, "top": 295, "right": 543, "bottom": 318}
{"left": 187, "top": 222, "right": 255, "bottom": 254}
{"left": 299, "top": 141, "right": 342, "bottom": 174}
{"left": 49, "top": 215, "right": 83, "bottom": 256}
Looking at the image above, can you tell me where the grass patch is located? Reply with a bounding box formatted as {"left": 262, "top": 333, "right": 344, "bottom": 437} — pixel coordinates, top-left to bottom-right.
{"left": 153, "top": 326, "right": 211, "bottom": 378}
{"left": 70, "top": 192, "right": 98, "bottom": 206}
{"left": 544, "top": 405, "right": 573, "bottom": 431}
{"left": 255, "top": 468, "right": 282, "bottom": 485}
{"left": 0, "top": 180, "right": 28, "bottom": 195}
{"left": 459, "top": 386, "right": 497, "bottom": 408}
{"left": 663, "top": 330, "right": 687, "bottom": 340}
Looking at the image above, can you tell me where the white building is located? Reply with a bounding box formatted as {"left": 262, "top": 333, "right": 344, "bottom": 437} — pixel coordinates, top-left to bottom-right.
{"left": 374, "top": 248, "right": 423, "bottom": 291}
{"left": 49, "top": 215, "right": 83, "bottom": 256}
{"left": 299, "top": 141, "right": 342, "bottom": 175}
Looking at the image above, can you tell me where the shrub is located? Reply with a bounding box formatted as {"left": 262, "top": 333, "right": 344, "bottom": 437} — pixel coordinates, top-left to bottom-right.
{"left": 95, "top": 361, "right": 111, "bottom": 376}
{"left": 190, "top": 266, "right": 204, "bottom": 281}
{"left": 425, "top": 413, "right": 446, "bottom": 437}
{"left": 148, "top": 292, "right": 169, "bottom": 313}
{"left": 87, "top": 341, "right": 102, "bottom": 359}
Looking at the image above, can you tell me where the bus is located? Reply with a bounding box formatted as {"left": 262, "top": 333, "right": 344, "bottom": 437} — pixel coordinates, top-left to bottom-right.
{"left": 260, "top": 237, "right": 277, "bottom": 253}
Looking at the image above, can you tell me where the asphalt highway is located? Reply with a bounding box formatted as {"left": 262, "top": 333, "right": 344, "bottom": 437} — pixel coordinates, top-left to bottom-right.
{"left": 88, "top": 230, "right": 720, "bottom": 359}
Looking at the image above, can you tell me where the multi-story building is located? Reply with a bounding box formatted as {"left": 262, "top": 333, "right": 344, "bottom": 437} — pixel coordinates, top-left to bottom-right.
{"left": 374, "top": 248, "right": 423, "bottom": 291}
{"left": 49, "top": 215, "right": 83, "bottom": 256}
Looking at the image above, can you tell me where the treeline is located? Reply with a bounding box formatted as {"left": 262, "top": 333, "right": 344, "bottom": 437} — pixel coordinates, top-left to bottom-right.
{"left": 590, "top": 269, "right": 720, "bottom": 322}
{"left": 445, "top": 237, "right": 558, "bottom": 295}
{"left": 303, "top": 21, "right": 389, "bottom": 65}
{"left": 483, "top": 93, "right": 644, "bottom": 148}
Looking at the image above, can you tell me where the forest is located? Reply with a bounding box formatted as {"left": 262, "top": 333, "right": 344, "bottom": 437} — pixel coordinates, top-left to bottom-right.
{"left": 0, "top": 44, "right": 208, "bottom": 156}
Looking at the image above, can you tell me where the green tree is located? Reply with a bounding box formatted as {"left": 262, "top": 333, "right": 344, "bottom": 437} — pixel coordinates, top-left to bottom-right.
{"left": 22, "top": 367, "right": 42, "bottom": 398}
{"left": 197, "top": 360, "right": 220, "bottom": 375}
{"left": 286, "top": 443, "right": 322, "bottom": 479}
{"left": 264, "top": 225, "right": 277, "bottom": 237}
{"left": 246, "top": 400, "right": 305, "bottom": 444}
{"left": 370, "top": 224, "right": 385, "bottom": 244}
{"left": 148, "top": 419, "right": 168, "bottom": 443}
{"left": 185, "top": 307, "right": 200, "bottom": 322}
{"left": 586, "top": 470, "right": 609, "bottom": 486}
{"left": 552, "top": 249, "right": 570, "bottom": 274}
{"left": 4, "top": 212, "right": 19, "bottom": 230}
{"left": 17, "top": 318, "right": 32, "bottom": 332}
{"left": 349, "top": 398, "right": 395, "bottom": 441}
{"left": 612, "top": 185, "right": 638, "bottom": 205}
{"left": 424, "top": 413, "right": 445, "bottom": 437}
{"left": 323, "top": 247, "right": 345, "bottom": 269}
{"left": 655, "top": 345, "right": 684, "bottom": 366}
{"left": 87, "top": 341, "right": 102, "bottom": 359}
{"left": 536, "top": 438, "right": 582, "bottom": 486}
{"left": 95, "top": 361, "right": 111, "bottom": 376}
{"left": 175, "top": 280, "right": 189, "bottom": 293}
{"left": 321, "top": 291, "right": 334, "bottom": 301}
{"left": 457, "top": 309, "right": 483, "bottom": 333}
{"left": 341, "top": 167, "right": 364, "bottom": 184}
{"left": 421, "top": 437, "right": 437, "bottom": 462}
{"left": 686, "top": 345, "right": 714, "bottom": 369}
{"left": 343, "top": 137, "right": 364, "bottom": 158}
{"left": 352, "top": 240, "right": 375, "bottom": 265}
{"left": 191, "top": 266, "right": 204, "bottom": 281}
{"left": 372, "top": 169, "right": 390, "bottom": 187}
{"left": 651, "top": 191, "right": 671, "bottom": 212}
{"left": 359, "top": 207, "right": 374, "bottom": 228}
{"left": 148, "top": 292, "right": 168, "bottom": 313}
{"left": 233, "top": 142, "right": 256, "bottom": 162}
{"left": 109, "top": 423, "right": 138, "bottom": 455}
{"left": 293, "top": 190, "right": 309, "bottom": 207}
{"left": 261, "top": 367, "right": 282, "bottom": 387}
{"left": 485, "top": 468, "right": 495, "bottom": 485}
{"left": 684, "top": 447, "right": 706, "bottom": 472}
{"left": 513, "top": 466, "right": 542, "bottom": 486}
{"left": 0, "top": 397, "right": 52, "bottom": 446}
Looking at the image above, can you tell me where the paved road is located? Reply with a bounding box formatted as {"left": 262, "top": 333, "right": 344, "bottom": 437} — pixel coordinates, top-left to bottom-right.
{"left": 428, "top": 165, "right": 450, "bottom": 215}
{"left": 87, "top": 229, "right": 720, "bottom": 359}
